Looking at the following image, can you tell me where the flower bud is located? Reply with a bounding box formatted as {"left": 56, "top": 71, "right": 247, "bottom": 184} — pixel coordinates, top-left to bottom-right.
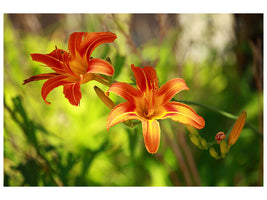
{"left": 94, "top": 86, "right": 116, "bottom": 109}
{"left": 186, "top": 125, "right": 200, "bottom": 137}
{"left": 200, "top": 138, "right": 208, "bottom": 149}
{"left": 220, "top": 140, "right": 227, "bottom": 156}
{"left": 227, "top": 111, "right": 247, "bottom": 146}
{"left": 189, "top": 134, "right": 200, "bottom": 147}
{"left": 106, "top": 57, "right": 112, "bottom": 65}
{"left": 209, "top": 147, "right": 220, "bottom": 159}
{"left": 215, "top": 131, "right": 226, "bottom": 144}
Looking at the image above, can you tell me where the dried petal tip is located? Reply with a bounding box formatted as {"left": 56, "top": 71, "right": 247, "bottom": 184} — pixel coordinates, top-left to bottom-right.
{"left": 215, "top": 131, "right": 226, "bottom": 144}
{"left": 23, "top": 79, "right": 29, "bottom": 85}
{"left": 227, "top": 111, "right": 247, "bottom": 146}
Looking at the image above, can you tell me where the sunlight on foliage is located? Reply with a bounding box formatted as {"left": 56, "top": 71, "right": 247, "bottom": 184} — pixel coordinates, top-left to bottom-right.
{"left": 4, "top": 13, "right": 263, "bottom": 186}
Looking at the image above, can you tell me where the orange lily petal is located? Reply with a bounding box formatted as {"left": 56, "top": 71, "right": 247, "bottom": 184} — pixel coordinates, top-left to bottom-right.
{"left": 63, "top": 83, "right": 82, "bottom": 106}
{"left": 163, "top": 102, "right": 205, "bottom": 129}
{"left": 25, "top": 31, "right": 117, "bottom": 106}
{"left": 68, "top": 32, "right": 117, "bottom": 63}
{"left": 68, "top": 32, "right": 85, "bottom": 59}
{"left": 49, "top": 48, "right": 74, "bottom": 74}
{"left": 157, "top": 78, "right": 189, "bottom": 104}
{"left": 87, "top": 58, "right": 114, "bottom": 76}
{"left": 23, "top": 73, "right": 59, "bottom": 85}
{"left": 31, "top": 49, "right": 69, "bottom": 73}
{"left": 106, "top": 102, "right": 139, "bottom": 130}
{"left": 82, "top": 32, "right": 117, "bottom": 62}
{"left": 131, "top": 64, "right": 158, "bottom": 93}
{"left": 107, "top": 82, "right": 141, "bottom": 103}
{"left": 141, "top": 120, "right": 160, "bottom": 153}
{"left": 41, "top": 75, "right": 69, "bottom": 105}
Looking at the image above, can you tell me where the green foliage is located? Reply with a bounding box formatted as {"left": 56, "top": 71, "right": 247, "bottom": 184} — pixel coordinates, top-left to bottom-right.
{"left": 4, "top": 14, "right": 263, "bottom": 186}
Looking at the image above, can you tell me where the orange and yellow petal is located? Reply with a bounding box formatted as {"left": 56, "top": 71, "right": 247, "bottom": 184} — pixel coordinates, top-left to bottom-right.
{"left": 68, "top": 32, "right": 117, "bottom": 63}
{"left": 131, "top": 64, "right": 158, "bottom": 93}
{"left": 31, "top": 50, "right": 68, "bottom": 74}
{"left": 87, "top": 58, "right": 114, "bottom": 76}
{"left": 68, "top": 32, "right": 85, "bottom": 59}
{"left": 157, "top": 78, "right": 189, "bottom": 104}
{"left": 63, "top": 83, "right": 82, "bottom": 106}
{"left": 23, "top": 73, "right": 59, "bottom": 85}
{"left": 106, "top": 102, "right": 139, "bottom": 130}
{"left": 141, "top": 120, "right": 161, "bottom": 153}
{"left": 107, "top": 82, "right": 141, "bottom": 103}
{"left": 81, "top": 32, "right": 117, "bottom": 62}
{"left": 41, "top": 75, "right": 69, "bottom": 105}
{"left": 163, "top": 101, "right": 205, "bottom": 129}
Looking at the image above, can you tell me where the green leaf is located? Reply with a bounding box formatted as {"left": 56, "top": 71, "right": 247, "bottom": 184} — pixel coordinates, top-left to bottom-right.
{"left": 113, "top": 53, "right": 125, "bottom": 80}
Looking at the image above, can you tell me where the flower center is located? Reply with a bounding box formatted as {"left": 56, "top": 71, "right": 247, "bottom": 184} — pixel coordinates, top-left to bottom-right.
{"left": 69, "top": 54, "right": 88, "bottom": 75}
{"left": 142, "top": 98, "right": 154, "bottom": 119}
{"left": 136, "top": 79, "right": 160, "bottom": 120}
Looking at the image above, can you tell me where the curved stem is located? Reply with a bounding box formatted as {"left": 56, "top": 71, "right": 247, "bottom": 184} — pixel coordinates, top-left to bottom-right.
{"left": 93, "top": 74, "right": 112, "bottom": 87}
{"left": 178, "top": 100, "right": 237, "bottom": 119}
{"left": 176, "top": 99, "right": 262, "bottom": 135}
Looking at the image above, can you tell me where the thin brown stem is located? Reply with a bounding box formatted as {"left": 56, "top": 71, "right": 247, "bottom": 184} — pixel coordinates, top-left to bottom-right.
{"left": 161, "top": 122, "right": 193, "bottom": 186}
{"left": 154, "top": 154, "right": 182, "bottom": 186}
{"left": 249, "top": 40, "right": 264, "bottom": 186}
{"left": 112, "top": 14, "right": 148, "bottom": 66}
{"left": 171, "top": 121, "right": 201, "bottom": 186}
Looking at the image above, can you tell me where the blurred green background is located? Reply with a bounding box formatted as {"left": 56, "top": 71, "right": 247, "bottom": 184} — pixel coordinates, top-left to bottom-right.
{"left": 3, "top": 13, "right": 263, "bottom": 186}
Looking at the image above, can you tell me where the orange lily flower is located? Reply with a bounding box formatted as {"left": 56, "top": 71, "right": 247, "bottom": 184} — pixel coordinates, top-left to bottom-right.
{"left": 23, "top": 32, "right": 117, "bottom": 106}
{"left": 106, "top": 64, "right": 205, "bottom": 153}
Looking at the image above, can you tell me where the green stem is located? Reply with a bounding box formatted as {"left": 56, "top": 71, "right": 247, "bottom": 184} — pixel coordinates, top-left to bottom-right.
{"left": 207, "top": 141, "right": 217, "bottom": 147}
{"left": 178, "top": 100, "right": 237, "bottom": 119}
{"left": 176, "top": 99, "right": 262, "bottom": 135}
{"left": 93, "top": 74, "right": 112, "bottom": 87}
